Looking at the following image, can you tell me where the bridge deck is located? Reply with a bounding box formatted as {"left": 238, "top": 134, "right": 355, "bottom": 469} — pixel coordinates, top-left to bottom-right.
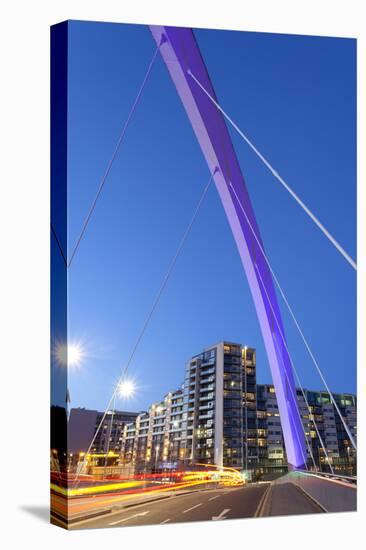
{"left": 261, "top": 482, "right": 324, "bottom": 517}
{"left": 271, "top": 472, "right": 357, "bottom": 513}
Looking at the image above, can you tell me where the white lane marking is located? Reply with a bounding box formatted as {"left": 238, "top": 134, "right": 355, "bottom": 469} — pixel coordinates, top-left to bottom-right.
{"left": 254, "top": 484, "right": 272, "bottom": 517}
{"left": 109, "top": 511, "right": 150, "bottom": 526}
{"left": 208, "top": 495, "right": 221, "bottom": 501}
{"left": 212, "top": 508, "right": 230, "bottom": 521}
{"left": 160, "top": 518, "right": 171, "bottom": 524}
{"left": 183, "top": 503, "right": 203, "bottom": 514}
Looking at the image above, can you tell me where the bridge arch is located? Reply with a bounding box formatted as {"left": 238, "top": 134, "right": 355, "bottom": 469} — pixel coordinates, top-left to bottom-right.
{"left": 150, "top": 25, "right": 306, "bottom": 469}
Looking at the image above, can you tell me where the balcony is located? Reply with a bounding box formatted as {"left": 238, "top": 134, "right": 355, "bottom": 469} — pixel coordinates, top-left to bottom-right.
{"left": 200, "top": 375, "right": 215, "bottom": 383}
{"left": 199, "top": 412, "right": 214, "bottom": 420}
{"left": 200, "top": 368, "right": 215, "bottom": 376}
{"left": 201, "top": 360, "right": 215, "bottom": 367}
{"left": 200, "top": 394, "right": 214, "bottom": 401}
{"left": 200, "top": 384, "right": 215, "bottom": 392}
{"left": 199, "top": 403, "right": 214, "bottom": 410}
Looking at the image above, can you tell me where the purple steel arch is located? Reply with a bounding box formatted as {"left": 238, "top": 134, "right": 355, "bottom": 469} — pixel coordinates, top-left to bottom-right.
{"left": 150, "top": 25, "right": 306, "bottom": 469}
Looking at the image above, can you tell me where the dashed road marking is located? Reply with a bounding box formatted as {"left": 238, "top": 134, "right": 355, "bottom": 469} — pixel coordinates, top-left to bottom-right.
{"left": 183, "top": 503, "right": 202, "bottom": 514}
{"left": 109, "top": 510, "right": 150, "bottom": 526}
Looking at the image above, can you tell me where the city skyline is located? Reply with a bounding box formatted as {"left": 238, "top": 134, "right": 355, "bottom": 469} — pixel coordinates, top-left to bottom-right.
{"left": 68, "top": 337, "right": 357, "bottom": 416}
{"left": 64, "top": 21, "right": 356, "bottom": 414}
{"left": 67, "top": 340, "right": 357, "bottom": 478}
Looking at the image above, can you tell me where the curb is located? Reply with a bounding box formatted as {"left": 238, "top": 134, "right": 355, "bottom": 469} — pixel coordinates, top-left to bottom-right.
{"left": 51, "top": 508, "right": 112, "bottom": 527}
{"left": 112, "top": 494, "right": 172, "bottom": 511}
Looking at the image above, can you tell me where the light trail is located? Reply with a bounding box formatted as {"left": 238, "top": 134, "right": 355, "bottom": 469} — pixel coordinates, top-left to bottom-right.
{"left": 51, "top": 465, "right": 246, "bottom": 522}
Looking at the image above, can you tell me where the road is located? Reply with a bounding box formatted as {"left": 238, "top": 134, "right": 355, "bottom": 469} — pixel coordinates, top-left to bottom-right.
{"left": 70, "top": 484, "right": 269, "bottom": 529}
{"left": 263, "top": 482, "right": 325, "bottom": 516}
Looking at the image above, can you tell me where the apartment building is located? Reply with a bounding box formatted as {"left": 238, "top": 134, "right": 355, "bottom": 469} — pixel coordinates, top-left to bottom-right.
{"left": 256, "top": 384, "right": 357, "bottom": 474}
{"left": 120, "top": 388, "right": 185, "bottom": 473}
{"left": 119, "top": 341, "right": 356, "bottom": 476}
{"left": 68, "top": 407, "right": 138, "bottom": 456}
{"left": 181, "top": 341, "right": 257, "bottom": 470}
{"left": 120, "top": 342, "right": 258, "bottom": 473}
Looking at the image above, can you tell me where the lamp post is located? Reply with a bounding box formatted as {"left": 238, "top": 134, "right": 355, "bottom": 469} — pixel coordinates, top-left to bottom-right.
{"left": 155, "top": 444, "right": 160, "bottom": 474}
{"left": 346, "top": 445, "right": 351, "bottom": 474}
{"left": 103, "top": 379, "right": 137, "bottom": 479}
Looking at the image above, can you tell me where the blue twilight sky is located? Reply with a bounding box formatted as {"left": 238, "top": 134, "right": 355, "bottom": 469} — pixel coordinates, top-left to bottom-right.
{"left": 66, "top": 21, "right": 356, "bottom": 413}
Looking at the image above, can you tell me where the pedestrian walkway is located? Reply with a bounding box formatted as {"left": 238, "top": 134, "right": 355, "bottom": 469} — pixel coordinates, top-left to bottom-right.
{"left": 262, "top": 483, "right": 324, "bottom": 516}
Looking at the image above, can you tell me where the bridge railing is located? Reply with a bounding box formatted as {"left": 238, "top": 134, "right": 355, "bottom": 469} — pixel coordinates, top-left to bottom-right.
{"left": 296, "top": 469, "right": 357, "bottom": 485}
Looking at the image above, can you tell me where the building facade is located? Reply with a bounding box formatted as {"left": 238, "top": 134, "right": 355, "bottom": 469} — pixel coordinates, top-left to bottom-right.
{"left": 119, "top": 341, "right": 357, "bottom": 477}
{"left": 68, "top": 408, "right": 139, "bottom": 472}
{"left": 180, "top": 341, "right": 257, "bottom": 470}
{"left": 120, "top": 388, "right": 186, "bottom": 473}
{"left": 92, "top": 409, "right": 139, "bottom": 455}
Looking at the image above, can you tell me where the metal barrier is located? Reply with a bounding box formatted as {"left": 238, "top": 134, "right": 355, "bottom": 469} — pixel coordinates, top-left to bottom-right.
{"left": 296, "top": 469, "right": 357, "bottom": 485}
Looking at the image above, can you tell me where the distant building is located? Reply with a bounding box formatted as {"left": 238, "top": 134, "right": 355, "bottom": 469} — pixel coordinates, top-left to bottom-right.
{"left": 121, "top": 388, "right": 185, "bottom": 473}
{"left": 68, "top": 408, "right": 98, "bottom": 455}
{"left": 119, "top": 341, "right": 357, "bottom": 477}
{"left": 92, "top": 410, "right": 139, "bottom": 454}
{"left": 256, "top": 384, "right": 357, "bottom": 475}
{"left": 68, "top": 408, "right": 138, "bottom": 455}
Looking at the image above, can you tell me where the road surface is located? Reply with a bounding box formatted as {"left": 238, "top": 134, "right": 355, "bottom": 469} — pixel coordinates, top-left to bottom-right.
{"left": 70, "top": 484, "right": 269, "bottom": 529}
{"left": 263, "top": 482, "right": 325, "bottom": 516}
{"left": 67, "top": 481, "right": 324, "bottom": 530}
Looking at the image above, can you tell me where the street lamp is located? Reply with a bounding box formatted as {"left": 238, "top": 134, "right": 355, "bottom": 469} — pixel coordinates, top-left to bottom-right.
{"left": 155, "top": 444, "right": 160, "bottom": 473}
{"left": 117, "top": 379, "right": 136, "bottom": 399}
{"left": 346, "top": 445, "right": 351, "bottom": 473}
{"left": 101, "top": 379, "right": 137, "bottom": 478}
{"left": 54, "top": 341, "right": 85, "bottom": 368}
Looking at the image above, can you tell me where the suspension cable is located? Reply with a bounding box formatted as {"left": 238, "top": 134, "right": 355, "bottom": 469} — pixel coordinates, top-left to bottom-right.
{"left": 51, "top": 223, "right": 67, "bottom": 268}
{"left": 280, "top": 367, "right": 313, "bottom": 470}
{"left": 228, "top": 181, "right": 357, "bottom": 451}
{"left": 188, "top": 70, "right": 356, "bottom": 272}
{"left": 73, "top": 169, "right": 216, "bottom": 484}
{"left": 256, "top": 266, "right": 332, "bottom": 473}
{"left": 103, "top": 393, "right": 116, "bottom": 478}
{"left": 68, "top": 43, "right": 161, "bottom": 268}
{"left": 271, "top": 333, "right": 317, "bottom": 470}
